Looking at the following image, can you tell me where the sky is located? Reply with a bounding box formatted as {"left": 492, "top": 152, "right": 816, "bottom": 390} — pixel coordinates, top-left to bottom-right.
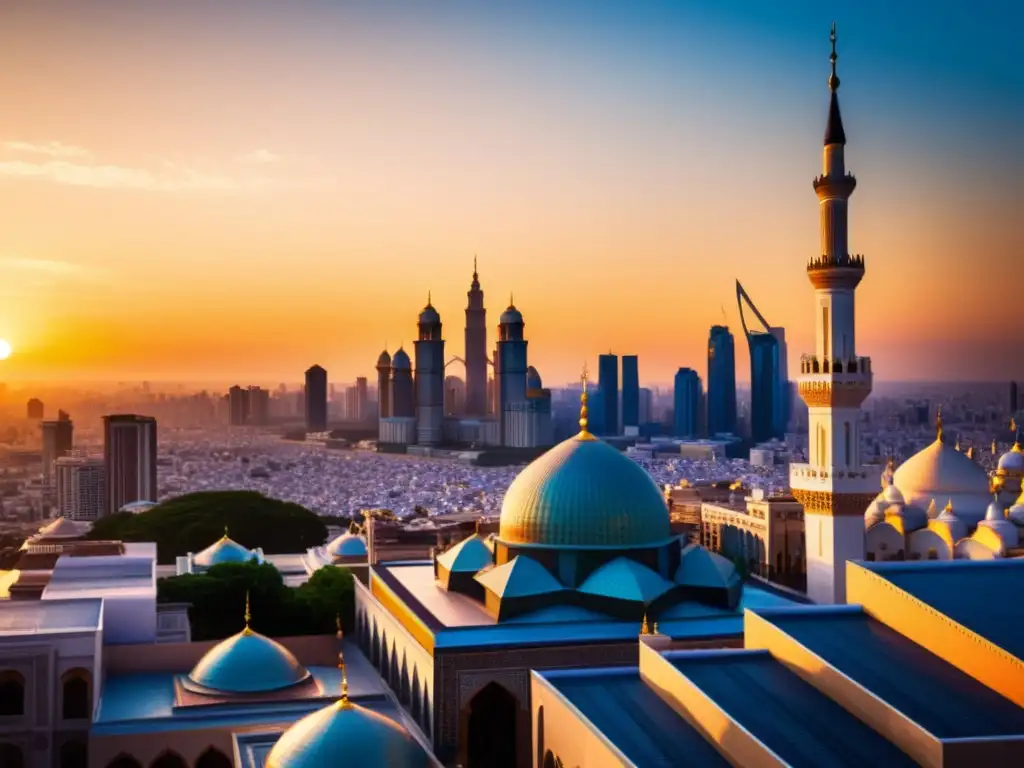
{"left": 0, "top": 0, "right": 1021, "bottom": 386}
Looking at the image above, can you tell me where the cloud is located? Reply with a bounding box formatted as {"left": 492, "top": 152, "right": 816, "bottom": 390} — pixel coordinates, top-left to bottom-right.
{"left": 237, "top": 148, "right": 281, "bottom": 165}
{"left": 0, "top": 257, "right": 88, "bottom": 276}
{"left": 3, "top": 140, "right": 93, "bottom": 160}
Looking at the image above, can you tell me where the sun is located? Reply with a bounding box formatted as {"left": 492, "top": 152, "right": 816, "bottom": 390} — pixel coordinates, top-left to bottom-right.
{"left": 0, "top": 339, "right": 11, "bottom": 360}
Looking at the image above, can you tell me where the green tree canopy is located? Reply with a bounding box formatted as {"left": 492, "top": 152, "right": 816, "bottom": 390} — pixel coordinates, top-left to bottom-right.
{"left": 158, "top": 560, "right": 355, "bottom": 641}
{"left": 86, "top": 490, "right": 327, "bottom": 564}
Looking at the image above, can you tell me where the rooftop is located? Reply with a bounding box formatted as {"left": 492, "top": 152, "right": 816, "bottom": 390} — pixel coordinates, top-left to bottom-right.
{"left": 859, "top": 559, "right": 1024, "bottom": 658}
{"left": 667, "top": 649, "right": 917, "bottom": 767}
{"left": 753, "top": 606, "right": 1024, "bottom": 738}
{"left": 540, "top": 667, "right": 729, "bottom": 767}
{"left": 0, "top": 598, "right": 103, "bottom": 636}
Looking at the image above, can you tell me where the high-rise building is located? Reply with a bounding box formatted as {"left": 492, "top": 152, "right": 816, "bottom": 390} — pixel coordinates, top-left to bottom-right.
{"left": 638, "top": 387, "right": 653, "bottom": 426}
{"left": 104, "top": 414, "right": 158, "bottom": 514}
{"left": 597, "top": 353, "right": 618, "bottom": 436}
{"left": 790, "top": 25, "right": 876, "bottom": 604}
{"left": 736, "top": 281, "right": 787, "bottom": 443}
{"left": 415, "top": 296, "right": 445, "bottom": 445}
{"left": 304, "top": 365, "right": 328, "bottom": 432}
{"left": 26, "top": 398, "right": 44, "bottom": 420}
{"left": 228, "top": 385, "right": 249, "bottom": 426}
{"left": 706, "top": 326, "right": 737, "bottom": 436}
{"left": 248, "top": 386, "right": 270, "bottom": 425}
{"left": 772, "top": 327, "right": 791, "bottom": 431}
{"left": 674, "top": 368, "right": 702, "bottom": 437}
{"left": 464, "top": 258, "right": 488, "bottom": 417}
{"left": 41, "top": 411, "right": 74, "bottom": 487}
{"left": 621, "top": 355, "right": 639, "bottom": 430}
{"left": 496, "top": 301, "right": 527, "bottom": 445}
{"left": 376, "top": 350, "right": 392, "bottom": 419}
{"left": 355, "top": 377, "right": 369, "bottom": 422}
{"left": 55, "top": 456, "right": 106, "bottom": 521}
{"left": 389, "top": 348, "right": 416, "bottom": 418}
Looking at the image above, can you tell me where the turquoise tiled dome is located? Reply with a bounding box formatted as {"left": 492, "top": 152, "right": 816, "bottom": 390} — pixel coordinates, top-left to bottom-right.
{"left": 188, "top": 627, "right": 309, "bottom": 693}
{"left": 499, "top": 432, "right": 671, "bottom": 548}
{"left": 193, "top": 532, "right": 256, "bottom": 568}
{"left": 266, "top": 699, "right": 427, "bottom": 768}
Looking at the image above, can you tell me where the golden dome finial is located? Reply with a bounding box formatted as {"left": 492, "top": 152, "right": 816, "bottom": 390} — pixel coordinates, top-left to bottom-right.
{"left": 828, "top": 22, "right": 840, "bottom": 91}
{"left": 338, "top": 650, "right": 350, "bottom": 708}
{"left": 992, "top": 439, "right": 998, "bottom": 455}
{"left": 955, "top": 436, "right": 961, "bottom": 451}
{"left": 640, "top": 612, "right": 650, "bottom": 635}
{"left": 509, "top": 291, "right": 514, "bottom": 307}
{"left": 427, "top": 290, "right": 432, "bottom": 306}
{"left": 243, "top": 590, "right": 252, "bottom": 633}
{"left": 223, "top": 524, "right": 229, "bottom": 539}
{"left": 944, "top": 498, "right": 953, "bottom": 515}
{"left": 577, "top": 362, "right": 594, "bottom": 439}
{"left": 935, "top": 407, "right": 944, "bottom": 443}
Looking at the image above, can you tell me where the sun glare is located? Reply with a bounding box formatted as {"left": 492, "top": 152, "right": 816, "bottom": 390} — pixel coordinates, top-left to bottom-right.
{"left": 0, "top": 339, "right": 12, "bottom": 360}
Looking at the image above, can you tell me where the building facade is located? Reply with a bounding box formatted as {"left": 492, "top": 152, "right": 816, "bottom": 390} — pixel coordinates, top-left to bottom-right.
{"left": 621, "top": 355, "right": 639, "bottom": 432}
{"left": 304, "top": 365, "right": 328, "bottom": 432}
{"left": 41, "top": 412, "right": 74, "bottom": 488}
{"left": 706, "top": 325, "right": 736, "bottom": 437}
{"left": 54, "top": 457, "right": 106, "bottom": 522}
{"left": 597, "top": 353, "right": 618, "bottom": 437}
{"left": 103, "top": 414, "right": 158, "bottom": 514}
{"left": 673, "top": 367, "right": 701, "bottom": 438}
{"left": 414, "top": 297, "right": 446, "bottom": 446}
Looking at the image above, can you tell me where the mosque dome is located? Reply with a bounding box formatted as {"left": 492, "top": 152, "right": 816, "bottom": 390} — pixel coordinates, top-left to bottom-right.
{"left": 188, "top": 625, "right": 309, "bottom": 694}
{"left": 500, "top": 304, "right": 523, "bottom": 325}
{"left": 526, "top": 366, "right": 542, "bottom": 390}
{"left": 266, "top": 698, "right": 427, "bottom": 768}
{"left": 377, "top": 350, "right": 391, "bottom": 367}
{"left": 997, "top": 442, "right": 1024, "bottom": 476}
{"left": 391, "top": 348, "right": 411, "bottom": 370}
{"left": 498, "top": 417, "right": 671, "bottom": 548}
{"left": 892, "top": 429, "right": 991, "bottom": 526}
{"left": 326, "top": 532, "right": 368, "bottom": 559}
{"left": 418, "top": 302, "right": 440, "bottom": 325}
{"left": 933, "top": 501, "right": 969, "bottom": 544}
{"left": 193, "top": 530, "right": 256, "bottom": 568}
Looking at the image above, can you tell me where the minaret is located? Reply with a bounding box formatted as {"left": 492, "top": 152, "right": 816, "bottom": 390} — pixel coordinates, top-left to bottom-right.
{"left": 496, "top": 296, "right": 528, "bottom": 446}
{"left": 464, "top": 257, "right": 488, "bottom": 417}
{"left": 376, "top": 349, "right": 391, "bottom": 419}
{"left": 414, "top": 294, "right": 445, "bottom": 445}
{"left": 790, "top": 24, "right": 876, "bottom": 605}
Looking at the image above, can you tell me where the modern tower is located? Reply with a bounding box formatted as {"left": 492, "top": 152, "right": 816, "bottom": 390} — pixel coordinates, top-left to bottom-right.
{"left": 464, "top": 257, "right": 488, "bottom": 417}
{"left": 621, "top": 355, "right": 639, "bottom": 431}
{"left": 304, "top": 365, "right": 328, "bottom": 432}
{"left": 41, "top": 411, "right": 74, "bottom": 487}
{"left": 376, "top": 350, "right": 392, "bottom": 419}
{"left": 415, "top": 295, "right": 445, "bottom": 445}
{"left": 706, "top": 326, "right": 737, "bottom": 436}
{"left": 597, "top": 353, "right": 618, "bottom": 436}
{"left": 496, "top": 299, "right": 528, "bottom": 445}
{"left": 790, "top": 25, "right": 876, "bottom": 604}
{"left": 674, "top": 368, "right": 702, "bottom": 438}
{"left": 103, "top": 414, "right": 157, "bottom": 514}
{"left": 55, "top": 456, "right": 106, "bottom": 522}
{"left": 736, "top": 280, "right": 785, "bottom": 443}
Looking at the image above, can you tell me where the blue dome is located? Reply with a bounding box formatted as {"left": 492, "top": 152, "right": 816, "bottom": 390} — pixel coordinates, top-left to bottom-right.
{"left": 418, "top": 303, "right": 440, "bottom": 325}
{"left": 500, "top": 304, "right": 523, "bottom": 325}
{"left": 266, "top": 699, "right": 427, "bottom": 768}
{"left": 499, "top": 433, "right": 671, "bottom": 548}
{"left": 391, "top": 348, "right": 411, "bottom": 370}
{"left": 376, "top": 350, "right": 391, "bottom": 367}
{"left": 326, "top": 533, "right": 368, "bottom": 558}
{"left": 188, "top": 627, "right": 310, "bottom": 693}
{"left": 193, "top": 533, "right": 256, "bottom": 567}
{"left": 526, "top": 366, "right": 542, "bottom": 390}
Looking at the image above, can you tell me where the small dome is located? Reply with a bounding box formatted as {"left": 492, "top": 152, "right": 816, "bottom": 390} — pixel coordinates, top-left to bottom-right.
{"left": 932, "top": 501, "right": 969, "bottom": 543}
{"left": 189, "top": 628, "right": 309, "bottom": 694}
{"left": 997, "top": 443, "right": 1024, "bottom": 475}
{"left": 499, "top": 432, "right": 671, "bottom": 548}
{"left": 418, "top": 303, "right": 440, "bottom": 325}
{"left": 326, "top": 533, "right": 368, "bottom": 559}
{"left": 500, "top": 304, "right": 523, "bottom": 325}
{"left": 193, "top": 532, "right": 256, "bottom": 568}
{"left": 984, "top": 495, "right": 1006, "bottom": 523}
{"left": 864, "top": 496, "right": 887, "bottom": 528}
{"left": 266, "top": 699, "right": 427, "bottom": 768}
{"left": 376, "top": 350, "right": 391, "bottom": 367}
{"left": 526, "top": 366, "right": 542, "bottom": 390}
{"left": 391, "top": 348, "right": 411, "bottom": 370}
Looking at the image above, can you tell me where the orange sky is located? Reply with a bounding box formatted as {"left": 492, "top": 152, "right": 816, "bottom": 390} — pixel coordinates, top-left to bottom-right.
{"left": 0, "top": 3, "right": 1019, "bottom": 386}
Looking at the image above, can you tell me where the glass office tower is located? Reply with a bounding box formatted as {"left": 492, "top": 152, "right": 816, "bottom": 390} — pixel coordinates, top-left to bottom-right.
{"left": 597, "top": 353, "right": 618, "bottom": 436}
{"left": 621, "top": 355, "right": 639, "bottom": 430}
{"left": 706, "top": 326, "right": 737, "bottom": 437}
{"left": 673, "top": 368, "right": 701, "bottom": 437}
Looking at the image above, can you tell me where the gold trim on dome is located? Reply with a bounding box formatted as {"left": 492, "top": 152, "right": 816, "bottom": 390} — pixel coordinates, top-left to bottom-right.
{"left": 798, "top": 380, "right": 872, "bottom": 408}
{"left": 791, "top": 488, "right": 876, "bottom": 517}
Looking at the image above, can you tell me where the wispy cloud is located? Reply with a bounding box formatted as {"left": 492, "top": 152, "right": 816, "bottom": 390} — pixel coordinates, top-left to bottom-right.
{"left": 237, "top": 148, "right": 281, "bottom": 165}
{"left": 0, "top": 257, "right": 89, "bottom": 276}
{"left": 3, "top": 140, "right": 93, "bottom": 160}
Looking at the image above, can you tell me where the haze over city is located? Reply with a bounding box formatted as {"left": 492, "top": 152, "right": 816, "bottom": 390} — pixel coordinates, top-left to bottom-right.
{"left": 0, "top": 0, "right": 1020, "bottom": 385}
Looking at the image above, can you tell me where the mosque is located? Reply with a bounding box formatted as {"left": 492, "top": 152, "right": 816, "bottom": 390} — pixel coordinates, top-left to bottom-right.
{"left": 375, "top": 262, "right": 554, "bottom": 450}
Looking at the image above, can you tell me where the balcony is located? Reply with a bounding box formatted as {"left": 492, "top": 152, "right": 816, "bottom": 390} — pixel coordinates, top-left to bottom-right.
{"left": 799, "top": 355, "right": 872, "bottom": 376}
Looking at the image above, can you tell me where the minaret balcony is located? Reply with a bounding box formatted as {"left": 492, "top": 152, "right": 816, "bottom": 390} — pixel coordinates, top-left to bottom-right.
{"left": 790, "top": 463, "right": 879, "bottom": 513}
{"left": 799, "top": 355, "right": 871, "bottom": 376}
{"left": 806, "top": 254, "right": 865, "bottom": 289}
{"left": 797, "top": 357, "right": 872, "bottom": 408}
{"left": 812, "top": 172, "right": 857, "bottom": 198}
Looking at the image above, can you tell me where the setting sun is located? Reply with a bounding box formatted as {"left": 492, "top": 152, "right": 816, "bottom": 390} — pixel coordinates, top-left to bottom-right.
{"left": 0, "top": 339, "right": 11, "bottom": 360}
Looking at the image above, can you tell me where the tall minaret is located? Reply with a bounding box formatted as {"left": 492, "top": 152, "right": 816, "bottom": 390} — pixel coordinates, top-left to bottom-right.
{"left": 376, "top": 349, "right": 391, "bottom": 419}
{"left": 414, "top": 295, "right": 445, "bottom": 445}
{"left": 790, "top": 24, "right": 876, "bottom": 605}
{"left": 464, "top": 257, "right": 488, "bottom": 416}
{"left": 496, "top": 297, "right": 528, "bottom": 446}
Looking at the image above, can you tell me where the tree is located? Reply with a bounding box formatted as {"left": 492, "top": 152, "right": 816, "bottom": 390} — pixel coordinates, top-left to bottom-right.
{"left": 87, "top": 491, "right": 327, "bottom": 564}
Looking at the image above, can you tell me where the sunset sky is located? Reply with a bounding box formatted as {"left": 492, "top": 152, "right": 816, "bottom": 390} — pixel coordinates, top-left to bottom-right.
{"left": 0, "top": 1, "right": 1020, "bottom": 386}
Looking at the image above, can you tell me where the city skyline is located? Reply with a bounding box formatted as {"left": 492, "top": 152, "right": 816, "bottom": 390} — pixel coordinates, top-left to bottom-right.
{"left": 0, "top": 2, "right": 1019, "bottom": 385}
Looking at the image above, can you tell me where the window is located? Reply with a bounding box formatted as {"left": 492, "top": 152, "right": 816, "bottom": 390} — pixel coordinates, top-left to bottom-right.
{"left": 0, "top": 671, "right": 25, "bottom": 716}
{"left": 62, "top": 670, "right": 91, "bottom": 720}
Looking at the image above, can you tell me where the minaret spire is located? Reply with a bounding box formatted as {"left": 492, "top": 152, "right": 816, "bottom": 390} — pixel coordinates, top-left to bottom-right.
{"left": 824, "top": 22, "right": 846, "bottom": 146}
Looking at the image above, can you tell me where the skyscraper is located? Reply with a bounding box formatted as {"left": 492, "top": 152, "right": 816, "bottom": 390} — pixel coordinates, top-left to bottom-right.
{"left": 248, "top": 386, "right": 270, "bottom": 425}
{"left": 464, "top": 257, "right": 488, "bottom": 417}
{"left": 55, "top": 456, "right": 106, "bottom": 521}
{"left": 41, "top": 411, "right": 74, "bottom": 487}
{"left": 26, "top": 398, "right": 44, "bottom": 420}
{"left": 597, "top": 353, "right": 618, "bottom": 436}
{"left": 415, "top": 296, "right": 445, "bottom": 445}
{"left": 790, "top": 25, "right": 876, "bottom": 604}
{"left": 355, "top": 377, "right": 369, "bottom": 422}
{"left": 621, "top": 355, "right": 639, "bottom": 430}
{"left": 104, "top": 414, "right": 158, "bottom": 514}
{"left": 376, "top": 350, "right": 392, "bottom": 419}
{"left": 736, "top": 281, "right": 787, "bottom": 443}
{"left": 228, "top": 385, "right": 249, "bottom": 426}
{"left": 304, "top": 365, "right": 328, "bottom": 432}
{"left": 674, "top": 368, "right": 701, "bottom": 437}
{"left": 706, "top": 326, "right": 737, "bottom": 436}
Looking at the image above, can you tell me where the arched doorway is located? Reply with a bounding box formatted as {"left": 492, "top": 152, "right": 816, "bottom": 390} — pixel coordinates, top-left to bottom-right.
{"left": 62, "top": 669, "right": 91, "bottom": 720}
{"left": 60, "top": 740, "right": 89, "bottom": 768}
{"left": 0, "top": 743, "right": 24, "bottom": 768}
{"left": 195, "top": 747, "right": 232, "bottom": 768}
{"left": 150, "top": 752, "right": 187, "bottom": 768}
{"left": 105, "top": 756, "right": 142, "bottom": 768}
{"left": 0, "top": 671, "right": 25, "bottom": 716}
{"left": 463, "top": 682, "right": 518, "bottom": 768}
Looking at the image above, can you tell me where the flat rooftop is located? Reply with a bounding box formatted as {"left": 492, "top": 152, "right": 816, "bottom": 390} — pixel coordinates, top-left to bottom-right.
{"left": 859, "top": 559, "right": 1024, "bottom": 658}
{"left": 668, "top": 649, "right": 917, "bottom": 768}
{"left": 375, "top": 562, "right": 795, "bottom": 649}
{"left": 541, "top": 668, "right": 728, "bottom": 767}
{"left": 757, "top": 606, "right": 1024, "bottom": 738}
{"left": 0, "top": 597, "right": 103, "bottom": 635}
